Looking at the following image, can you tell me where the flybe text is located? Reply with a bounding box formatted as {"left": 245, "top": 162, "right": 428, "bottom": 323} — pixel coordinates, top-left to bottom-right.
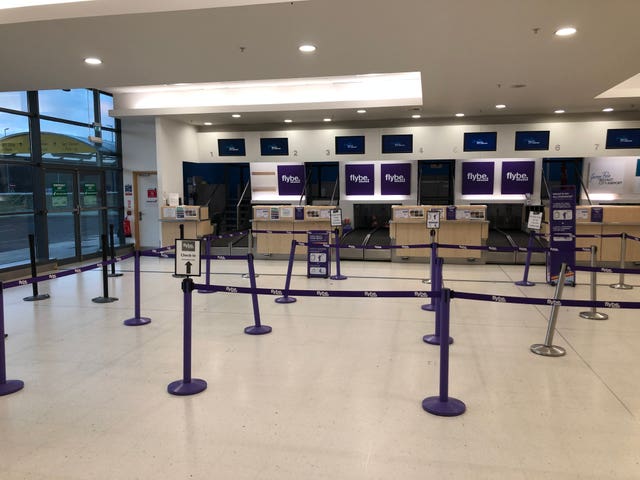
{"left": 467, "top": 173, "right": 489, "bottom": 182}
{"left": 350, "top": 174, "right": 370, "bottom": 183}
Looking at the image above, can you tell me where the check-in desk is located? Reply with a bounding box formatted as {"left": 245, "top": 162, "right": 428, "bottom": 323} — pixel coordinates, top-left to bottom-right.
{"left": 390, "top": 205, "right": 488, "bottom": 262}
{"left": 543, "top": 205, "right": 640, "bottom": 263}
{"left": 160, "top": 206, "right": 213, "bottom": 247}
{"left": 252, "top": 205, "right": 334, "bottom": 257}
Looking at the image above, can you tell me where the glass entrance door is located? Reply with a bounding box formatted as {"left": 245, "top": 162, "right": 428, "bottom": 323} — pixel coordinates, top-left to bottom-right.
{"left": 44, "top": 169, "right": 105, "bottom": 262}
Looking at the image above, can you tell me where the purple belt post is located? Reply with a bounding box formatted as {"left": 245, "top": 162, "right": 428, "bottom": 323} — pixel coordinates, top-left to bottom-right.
{"left": 276, "top": 240, "right": 297, "bottom": 304}
{"left": 0, "top": 282, "right": 25, "bottom": 396}
{"left": 330, "top": 228, "right": 347, "bottom": 280}
{"left": 168, "top": 278, "right": 207, "bottom": 396}
{"left": 422, "top": 288, "right": 465, "bottom": 417}
{"left": 123, "top": 250, "right": 151, "bottom": 326}
{"left": 423, "top": 258, "right": 453, "bottom": 345}
{"left": 198, "top": 235, "right": 214, "bottom": 294}
{"left": 422, "top": 241, "right": 439, "bottom": 311}
{"left": 515, "top": 230, "right": 536, "bottom": 287}
{"left": 244, "top": 254, "right": 272, "bottom": 335}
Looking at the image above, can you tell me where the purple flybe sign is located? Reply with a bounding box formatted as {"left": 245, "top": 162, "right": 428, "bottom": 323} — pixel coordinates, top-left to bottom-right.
{"left": 501, "top": 161, "right": 535, "bottom": 194}
{"left": 381, "top": 163, "right": 411, "bottom": 195}
{"left": 277, "top": 165, "right": 305, "bottom": 196}
{"left": 462, "top": 162, "right": 494, "bottom": 195}
{"left": 345, "top": 164, "right": 374, "bottom": 195}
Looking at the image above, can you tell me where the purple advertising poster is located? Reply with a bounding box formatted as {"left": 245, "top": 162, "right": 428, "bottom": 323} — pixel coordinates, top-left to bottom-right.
{"left": 461, "top": 162, "right": 494, "bottom": 194}
{"left": 501, "top": 161, "right": 535, "bottom": 194}
{"left": 345, "top": 164, "right": 375, "bottom": 195}
{"left": 547, "top": 186, "right": 576, "bottom": 285}
{"left": 277, "top": 165, "right": 305, "bottom": 196}
{"left": 381, "top": 163, "right": 411, "bottom": 195}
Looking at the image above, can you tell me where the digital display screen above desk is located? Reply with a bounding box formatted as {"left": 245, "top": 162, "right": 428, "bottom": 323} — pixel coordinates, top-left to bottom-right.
{"left": 382, "top": 134, "right": 413, "bottom": 153}
{"left": 515, "top": 131, "right": 549, "bottom": 151}
{"left": 335, "top": 136, "right": 365, "bottom": 155}
{"left": 464, "top": 132, "right": 497, "bottom": 152}
{"left": 606, "top": 128, "right": 640, "bottom": 149}
{"left": 218, "top": 138, "right": 246, "bottom": 156}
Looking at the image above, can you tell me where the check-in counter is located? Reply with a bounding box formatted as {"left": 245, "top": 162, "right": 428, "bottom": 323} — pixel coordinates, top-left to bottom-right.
{"left": 160, "top": 205, "right": 213, "bottom": 247}
{"left": 543, "top": 205, "right": 640, "bottom": 263}
{"left": 390, "top": 205, "right": 488, "bottom": 261}
{"left": 252, "top": 205, "right": 335, "bottom": 256}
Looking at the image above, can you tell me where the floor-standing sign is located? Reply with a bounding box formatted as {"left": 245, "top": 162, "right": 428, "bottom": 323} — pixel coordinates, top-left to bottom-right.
{"left": 175, "top": 239, "right": 202, "bottom": 277}
{"left": 547, "top": 187, "right": 576, "bottom": 285}
{"left": 307, "top": 230, "right": 330, "bottom": 278}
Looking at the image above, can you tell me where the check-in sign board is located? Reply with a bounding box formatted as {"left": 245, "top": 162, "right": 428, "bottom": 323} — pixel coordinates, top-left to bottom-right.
{"left": 175, "top": 239, "right": 201, "bottom": 277}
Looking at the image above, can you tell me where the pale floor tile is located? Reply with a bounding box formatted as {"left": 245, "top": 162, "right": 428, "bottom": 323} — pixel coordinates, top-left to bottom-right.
{"left": 1, "top": 257, "right": 640, "bottom": 479}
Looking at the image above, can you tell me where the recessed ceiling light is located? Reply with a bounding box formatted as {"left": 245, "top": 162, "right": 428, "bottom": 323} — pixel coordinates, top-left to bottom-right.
{"left": 411, "top": 114, "right": 421, "bottom": 119}
{"left": 554, "top": 109, "right": 565, "bottom": 114}
{"left": 495, "top": 104, "right": 506, "bottom": 109}
{"left": 555, "top": 27, "right": 577, "bottom": 37}
{"left": 455, "top": 113, "right": 465, "bottom": 117}
{"left": 357, "top": 109, "right": 367, "bottom": 114}
{"left": 1, "top": 0, "right": 93, "bottom": 9}
{"left": 602, "top": 107, "right": 614, "bottom": 112}
{"left": 232, "top": 114, "right": 241, "bottom": 118}
{"left": 298, "top": 44, "right": 317, "bottom": 53}
{"left": 203, "top": 122, "right": 212, "bottom": 126}
{"left": 284, "top": 119, "right": 293, "bottom": 123}
{"left": 84, "top": 57, "right": 102, "bottom": 65}
{"left": 323, "top": 118, "right": 332, "bottom": 122}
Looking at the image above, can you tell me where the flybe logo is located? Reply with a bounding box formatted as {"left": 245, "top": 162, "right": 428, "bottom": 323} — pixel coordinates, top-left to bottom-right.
{"left": 281, "top": 175, "right": 301, "bottom": 184}
{"left": 269, "top": 145, "right": 282, "bottom": 151}
{"left": 227, "top": 146, "right": 239, "bottom": 152}
{"left": 506, "top": 172, "right": 529, "bottom": 182}
{"left": 350, "top": 174, "right": 370, "bottom": 183}
{"left": 385, "top": 174, "right": 406, "bottom": 183}
{"left": 467, "top": 172, "right": 489, "bottom": 182}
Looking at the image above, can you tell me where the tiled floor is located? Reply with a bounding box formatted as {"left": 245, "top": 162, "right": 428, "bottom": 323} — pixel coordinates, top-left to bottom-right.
{"left": 1, "top": 257, "right": 639, "bottom": 479}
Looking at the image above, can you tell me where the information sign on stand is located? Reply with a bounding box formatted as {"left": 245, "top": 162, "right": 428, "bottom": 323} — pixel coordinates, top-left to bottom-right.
{"left": 527, "top": 211, "right": 543, "bottom": 231}
{"left": 547, "top": 188, "right": 576, "bottom": 285}
{"left": 427, "top": 210, "right": 441, "bottom": 229}
{"left": 175, "top": 239, "right": 201, "bottom": 277}
{"left": 307, "top": 230, "right": 330, "bottom": 278}
{"left": 330, "top": 209, "right": 343, "bottom": 228}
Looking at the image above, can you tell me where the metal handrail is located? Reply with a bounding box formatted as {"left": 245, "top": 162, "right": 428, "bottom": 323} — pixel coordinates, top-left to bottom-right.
{"left": 298, "top": 169, "right": 312, "bottom": 206}
{"left": 236, "top": 181, "right": 250, "bottom": 231}
{"left": 330, "top": 175, "right": 339, "bottom": 206}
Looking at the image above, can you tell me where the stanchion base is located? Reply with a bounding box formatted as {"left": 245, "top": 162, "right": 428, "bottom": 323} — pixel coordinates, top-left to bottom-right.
{"left": 244, "top": 325, "right": 272, "bottom": 335}
{"left": 108, "top": 273, "right": 124, "bottom": 278}
{"left": 242, "top": 273, "right": 259, "bottom": 279}
{"left": 23, "top": 294, "right": 50, "bottom": 302}
{"left": 422, "top": 396, "right": 466, "bottom": 417}
{"left": 423, "top": 334, "right": 453, "bottom": 345}
{"left": 167, "top": 378, "right": 207, "bottom": 396}
{"left": 123, "top": 317, "right": 152, "bottom": 326}
{"left": 91, "top": 296, "right": 118, "bottom": 304}
{"left": 421, "top": 303, "right": 437, "bottom": 312}
{"left": 172, "top": 274, "right": 185, "bottom": 279}
{"left": 515, "top": 280, "right": 535, "bottom": 287}
{"left": 275, "top": 297, "right": 296, "bottom": 304}
{"left": 530, "top": 344, "right": 566, "bottom": 357}
{"left": 421, "top": 279, "right": 431, "bottom": 284}
{"left": 330, "top": 274, "right": 348, "bottom": 280}
{"left": 197, "top": 289, "right": 216, "bottom": 294}
{"left": 610, "top": 283, "right": 633, "bottom": 290}
{"left": 579, "top": 311, "right": 609, "bottom": 320}
{"left": 0, "top": 380, "right": 24, "bottom": 396}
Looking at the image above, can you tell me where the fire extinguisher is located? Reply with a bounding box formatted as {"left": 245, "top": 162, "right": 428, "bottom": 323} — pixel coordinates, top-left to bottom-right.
{"left": 123, "top": 216, "right": 132, "bottom": 237}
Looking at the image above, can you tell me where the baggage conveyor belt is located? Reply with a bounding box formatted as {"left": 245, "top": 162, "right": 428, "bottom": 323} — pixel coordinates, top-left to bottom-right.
{"left": 338, "top": 227, "right": 392, "bottom": 261}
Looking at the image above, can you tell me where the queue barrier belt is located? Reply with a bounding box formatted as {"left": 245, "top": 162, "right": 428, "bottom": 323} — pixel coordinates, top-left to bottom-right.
{"left": 3, "top": 253, "right": 134, "bottom": 290}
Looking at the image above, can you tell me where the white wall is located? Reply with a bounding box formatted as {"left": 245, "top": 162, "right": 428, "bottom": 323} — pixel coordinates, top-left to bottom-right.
{"left": 583, "top": 156, "right": 640, "bottom": 203}
{"left": 155, "top": 117, "right": 199, "bottom": 205}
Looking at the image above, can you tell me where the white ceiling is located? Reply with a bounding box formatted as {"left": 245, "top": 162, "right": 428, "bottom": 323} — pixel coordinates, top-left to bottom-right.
{"left": 1, "top": 0, "right": 639, "bottom": 128}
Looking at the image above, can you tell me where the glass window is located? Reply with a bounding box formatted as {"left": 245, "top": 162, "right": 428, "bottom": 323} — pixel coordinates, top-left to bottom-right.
{"left": 38, "top": 89, "right": 94, "bottom": 124}
{"left": 100, "top": 93, "right": 115, "bottom": 129}
{"left": 40, "top": 119, "right": 97, "bottom": 164}
{"left": 0, "top": 213, "right": 34, "bottom": 268}
{"left": 105, "top": 170, "right": 122, "bottom": 208}
{"left": 0, "top": 164, "right": 34, "bottom": 213}
{"left": 0, "top": 112, "right": 30, "bottom": 159}
{"left": 0, "top": 91, "right": 28, "bottom": 112}
{"left": 101, "top": 129, "right": 118, "bottom": 153}
{"left": 79, "top": 172, "right": 103, "bottom": 209}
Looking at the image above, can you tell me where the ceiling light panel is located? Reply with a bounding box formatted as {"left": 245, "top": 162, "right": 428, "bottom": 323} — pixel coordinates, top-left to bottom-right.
{"left": 0, "top": 0, "right": 93, "bottom": 9}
